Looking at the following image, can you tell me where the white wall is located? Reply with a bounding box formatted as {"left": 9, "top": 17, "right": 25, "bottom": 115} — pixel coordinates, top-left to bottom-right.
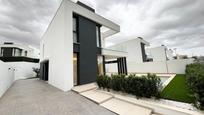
{"left": 146, "top": 46, "right": 167, "bottom": 61}
{"left": 41, "top": 1, "right": 72, "bottom": 91}
{"left": 127, "top": 61, "right": 167, "bottom": 73}
{"left": 6, "top": 62, "right": 39, "bottom": 80}
{"left": 167, "top": 59, "right": 194, "bottom": 74}
{"left": 106, "top": 59, "right": 194, "bottom": 74}
{"left": 0, "top": 61, "right": 14, "bottom": 98}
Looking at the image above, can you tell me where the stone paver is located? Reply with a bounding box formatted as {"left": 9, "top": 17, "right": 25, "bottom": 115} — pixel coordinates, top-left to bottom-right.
{"left": 72, "top": 83, "right": 97, "bottom": 93}
{"left": 81, "top": 90, "right": 113, "bottom": 104}
{"left": 101, "top": 98, "right": 152, "bottom": 115}
{"left": 0, "top": 79, "right": 116, "bottom": 115}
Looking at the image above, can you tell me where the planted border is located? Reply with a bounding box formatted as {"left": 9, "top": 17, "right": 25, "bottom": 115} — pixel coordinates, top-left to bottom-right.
{"left": 96, "top": 73, "right": 161, "bottom": 98}
{"left": 186, "top": 63, "right": 204, "bottom": 109}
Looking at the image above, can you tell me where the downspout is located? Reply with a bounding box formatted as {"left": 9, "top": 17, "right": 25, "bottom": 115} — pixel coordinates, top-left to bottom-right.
{"left": 164, "top": 47, "right": 169, "bottom": 73}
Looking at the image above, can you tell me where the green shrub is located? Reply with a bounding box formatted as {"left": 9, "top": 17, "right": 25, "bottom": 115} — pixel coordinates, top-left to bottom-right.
{"left": 111, "top": 74, "right": 125, "bottom": 91}
{"left": 96, "top": 73, "right": 161, "bottom": 98}
{"left": 96, "top": 75, "right": 111, "bottom": 91}
{"left": 186, "top": 63, "right": 204, "bottom": 109}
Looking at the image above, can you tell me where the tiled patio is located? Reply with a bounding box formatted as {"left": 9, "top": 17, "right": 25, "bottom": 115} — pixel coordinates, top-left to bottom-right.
{"left": 73, "top": 82, "right": 204, "bottom": 115}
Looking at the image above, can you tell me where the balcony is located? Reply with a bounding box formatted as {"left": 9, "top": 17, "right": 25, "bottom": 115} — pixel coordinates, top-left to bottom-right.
{"left": 101, "top": 48, "right": 128, "bottom": 59}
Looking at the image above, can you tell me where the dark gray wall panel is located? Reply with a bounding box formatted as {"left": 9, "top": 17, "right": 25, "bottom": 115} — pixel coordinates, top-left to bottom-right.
{"left": 78, "top": 16, "right": 97, "bottom": 85}
{"left": 141, "top": 43, "right": 146, "bottom": 62}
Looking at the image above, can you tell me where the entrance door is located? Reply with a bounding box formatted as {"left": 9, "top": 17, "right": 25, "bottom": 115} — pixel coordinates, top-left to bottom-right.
{"left": 73, "top": 53, "right": 78, "bottom": 85}
{"left": 40, "top": 60, "right": 49, "bottom": 81}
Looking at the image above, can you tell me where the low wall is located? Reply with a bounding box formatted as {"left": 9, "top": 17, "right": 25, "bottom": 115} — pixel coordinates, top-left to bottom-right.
{"left": 6, "top": 62, "right": 40, "bottom": 80}
{"left": 106, "top": 59, "right": 194, "bottom": 74}
{"left": 167, "top": 59, "right": 194, "bottom": 74}
{"left": 128, "top": 61, "right": 167, "bottom": 73}
{"left": 0, "top": 61, "right": 14, "bottom": 97}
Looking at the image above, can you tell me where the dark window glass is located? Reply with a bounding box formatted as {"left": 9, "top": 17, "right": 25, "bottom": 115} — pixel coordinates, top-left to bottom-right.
{"left": 73, "top": 17, "right": 78, "bottom": 43}
{"left": 73, "top": 18, "right": 77, "bottom": 32}
{"left": 96, "top": 26, "right": 100, "bottom": 47}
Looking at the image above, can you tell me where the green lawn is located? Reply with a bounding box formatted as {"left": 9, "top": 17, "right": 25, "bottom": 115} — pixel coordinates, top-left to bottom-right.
{"left": 161, "top": 74, "right": 195, "bottom": 103}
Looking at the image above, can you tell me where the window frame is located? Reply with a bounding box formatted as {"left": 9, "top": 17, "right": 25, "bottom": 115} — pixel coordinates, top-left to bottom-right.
{"left": 73, "top": 16, "right": 79, "bottom": 43}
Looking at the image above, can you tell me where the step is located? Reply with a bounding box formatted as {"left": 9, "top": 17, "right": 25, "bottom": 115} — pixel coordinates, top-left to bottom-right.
{"left": 81, "top": 90, "right": 113, "bottom": 104}
{"left": 101, "top": 98, "right": 152, "bottom": 115}
{"left": 72, "top": 83, "right": 97, "bottom": 93}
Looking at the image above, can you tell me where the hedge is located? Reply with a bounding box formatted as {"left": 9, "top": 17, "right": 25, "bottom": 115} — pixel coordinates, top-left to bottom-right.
{"left": 186, "top": 63, "right": 204, "bottom": 109}
{"left": 96, "top": 73, "right": 161, "bottom": 98}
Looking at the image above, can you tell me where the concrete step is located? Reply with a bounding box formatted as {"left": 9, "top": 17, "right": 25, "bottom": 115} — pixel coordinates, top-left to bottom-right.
{"left": 81, "top": 90, "right": 113, "bottom": 104}
{"left": 71, "top": 83, "right": 97, "bottom": 93}
{"left": 101, "top": 98, "right": 152, "bottom": 115}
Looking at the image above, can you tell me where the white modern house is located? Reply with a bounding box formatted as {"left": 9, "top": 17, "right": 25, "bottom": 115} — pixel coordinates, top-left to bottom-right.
{"left": 0, "top": 42, "right": 39, "bottom": 58}
{"left": 106, "top": 38, "right": 194, "bottom": 74}
{"left": 40, "top": 0, "right": 127, "bottom": 91}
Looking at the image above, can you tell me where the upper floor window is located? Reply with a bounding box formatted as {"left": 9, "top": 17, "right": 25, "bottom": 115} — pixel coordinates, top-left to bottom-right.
{"left": 73, "top": 17, "right": 78, "bottom": 43}
{"left": 96, "top": 26, "right": 101, "bottom": 47}
{"left": 14, "top": 48, "right": 22, "bottom": 56}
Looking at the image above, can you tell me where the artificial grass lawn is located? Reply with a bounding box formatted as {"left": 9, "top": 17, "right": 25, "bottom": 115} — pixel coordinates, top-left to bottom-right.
{"left": 161, "top": 74, "right": 195, "bottom": 103}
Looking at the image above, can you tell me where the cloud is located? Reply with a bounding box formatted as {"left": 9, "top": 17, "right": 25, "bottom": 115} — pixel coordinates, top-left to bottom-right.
{"left": 83, "top": 0, "right": 204, "bottom": 56}
{"left": 0, "top": 0, "right": 60, "bottom": 47}
{"left": 0, "top": 0, "right": 203, "bottom": 56}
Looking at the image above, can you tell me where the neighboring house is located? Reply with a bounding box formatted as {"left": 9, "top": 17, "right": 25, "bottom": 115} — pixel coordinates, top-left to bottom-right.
{"left": 105, "top": 37, "right": 149, "bottom": 74}
{"left": 107, "top": 38, "right": 194, "bottom": 74}
{"left": 146, "top": 45, "right": 174, "bottom": 62}
{"left": 0, "top": 42, "right": 40, "bottom": 80}
{"left": 175, "top": 54, "right": 188, "bottom": 59}
{"left": 40, "top": 0, "right": 127, "bottom": 91}
{"left": 0, "top": 42, "right": 40, "bottom": 62}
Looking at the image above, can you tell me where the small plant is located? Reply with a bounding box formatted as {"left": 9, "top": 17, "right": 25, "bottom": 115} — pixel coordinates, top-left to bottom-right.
{"left": 32, "top": 67, "right": 40, "bottom": 78}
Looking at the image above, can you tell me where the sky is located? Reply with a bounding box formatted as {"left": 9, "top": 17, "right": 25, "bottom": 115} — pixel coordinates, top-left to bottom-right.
{"left": 0, "top": 0, "right": 204, "bottom": 56}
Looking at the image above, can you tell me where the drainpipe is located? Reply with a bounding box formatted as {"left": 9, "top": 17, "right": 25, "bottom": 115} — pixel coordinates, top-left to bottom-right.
{"left": 164, "top": 47, "right": 169, "bottom": 73}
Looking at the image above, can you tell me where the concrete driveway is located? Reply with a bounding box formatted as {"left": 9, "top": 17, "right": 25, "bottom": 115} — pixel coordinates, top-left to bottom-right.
{"left": 0, "top": 79, "right": 116, "bottom": 115}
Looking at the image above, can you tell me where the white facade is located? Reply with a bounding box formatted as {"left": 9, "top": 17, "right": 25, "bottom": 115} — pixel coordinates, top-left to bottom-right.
{"left": 146, "top": 46, "right": 174, "bottom": 61}
{"left": 40, "top": 0, "right": 120, "bottom": 91}
{"left": 108, "top": 38, "right": 149, "bottom": 63}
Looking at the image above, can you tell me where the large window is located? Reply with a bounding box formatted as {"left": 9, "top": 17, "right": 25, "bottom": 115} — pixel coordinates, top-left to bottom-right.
{"left": 73, "top": 17, "right": 78, "bottom": 43}
{"left": 14, "top": 48, "right": 22, "bottom": 56}
{"left": 96, "top": 26, "right": 101, "bottom": 47}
